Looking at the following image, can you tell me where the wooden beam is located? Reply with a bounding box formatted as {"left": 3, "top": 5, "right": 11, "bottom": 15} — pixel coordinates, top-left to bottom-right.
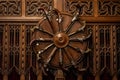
{"left": 54, "top": 0, "right": 65, "bottom": 12}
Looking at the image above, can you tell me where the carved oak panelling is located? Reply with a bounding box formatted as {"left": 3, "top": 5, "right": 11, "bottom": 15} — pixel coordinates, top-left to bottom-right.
{"left": 98, "top": 1, "right": 120, "bottom": 16}
{"left": 84, "top": 25, "right": 93, "bottom": 70}
{"left": 99, "top": 26, "right": 111, "bottom": 70}
{"left": 0, "top": 22, "right": 120, "bottom": 79}
{"left": 26, "top": 0, "right": 53, "bottom": 16}
{"left": 0, "top": 25, "right": 3, "bottom": 70}
{"left": 25, "top": 25, "right": 36, "bottom": 69}
{"left": 116, "top": 26, "right": 120, "bottom": 70}
{"left": 8, "top": 25, "right": 20, "bottom": 72}
{"left": 65, "top": 0, "right": 93, "bottom": 16}
{"left": 25, "top": 25, "right": 37, "bottom": 80}
{"left": 0, "top": 0, "right": 21, "bottom": 16}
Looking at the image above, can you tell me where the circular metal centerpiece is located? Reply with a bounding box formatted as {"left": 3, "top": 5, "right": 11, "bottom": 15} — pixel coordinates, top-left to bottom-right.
{"left": 53, "top": 32, "right": 69, "bottom": 48}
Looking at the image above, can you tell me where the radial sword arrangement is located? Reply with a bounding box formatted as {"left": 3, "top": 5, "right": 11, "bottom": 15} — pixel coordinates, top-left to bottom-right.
{"left": 30, "top": 8, "right": 92, "bottom": 71}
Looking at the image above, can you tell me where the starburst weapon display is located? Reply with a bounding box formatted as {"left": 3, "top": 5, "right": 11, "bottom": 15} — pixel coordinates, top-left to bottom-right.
{"left": 30, "top": 7, "right": 91, "bottom": 75}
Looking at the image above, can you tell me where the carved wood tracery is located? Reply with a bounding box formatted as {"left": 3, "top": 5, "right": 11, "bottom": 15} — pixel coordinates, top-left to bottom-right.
{"left": 0, "top": 0, "right": 21, "bottom": 16}
{"left": 0, "top": 0, "right": 120, "bottom": 80}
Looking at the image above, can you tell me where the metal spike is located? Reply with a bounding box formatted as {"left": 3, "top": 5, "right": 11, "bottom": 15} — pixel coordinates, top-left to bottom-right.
{"left": 70, "top": 32, "right": 92, "bottom": 42}
{"left": 68, "top": 45, "right": 91, "bottom": 54}
{"left": 45, "top": 47, "right": 57, "bottom": 65}
{"left": 63, "top": 48, "right": 76, "bottom": 66}
{"left": 59, "top": 48, "right": 63, "bottom": 65}
{"left": 38, "top": 43, "right": 54, "bottom": 55}
{"left": 68, "top": 21, "right": 86, "bottom": 36}
{"left": 65, "top": 12, "right": 80, "bottom": 34}
{"left": 38, "top": 37, "right": 53, "bottom": 42}
{"left": 38, "top": 28, "right": 54, "bottom": 36}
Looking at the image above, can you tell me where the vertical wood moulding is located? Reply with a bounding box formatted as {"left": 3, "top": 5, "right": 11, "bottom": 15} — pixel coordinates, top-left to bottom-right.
{"left": 112, "top": 75, "right": 117, "bottom": 80}
{"left": 3, "top": 25, "right": 5, "bottom": 70}
{"left": 1, "top": 25, "right": 4, "bottom": 71}
{"left": 110, "top": 25, "right": 114, "bottom": 75}
{"left": 20, "top": 24, "right": 26, "bottom": 80}
{"left": 112, "top": 25, "right": 117, "bottom": 74}
{"left": 94, "top": 0, "right": 98, "bottom": 17}
{"left": 111, "top": 25, "right": 117, "bottom": 80}
{"left": 95, "top": 25, "right": 100, "bottom": 73}
{"left": 3, "top": 75, "right": 8, "bottom": 80}
{"left": 20, "top": 24, "right": 22, "bottom": 70}
{"left": 4, "top": 24, "right": 9, "bottom": 70}
{"left": 94, "top": 25, "right": 100, "bottom": 80}
{"left": 54, "top": 0, "right": 65, "bottom": 12}
{"left": 22, "top": 0, "right": 26, "bottom": 17}
{"left": 95, "top": 74, "right": 100, "bottom": 80}
{"left": 20, "top": 24, "right": 25, "bottom": 77}
{"left": 93, "top": 25, "right": 96, "bottom": 74}
{"left": 3, "top": 24, "right": 9, "bottom": 80}
{"left": 20, "top": 74, "right": 25, "bottom": 80}
{"left": 37, "top": 71, "right": 42, "bottom": 80}
{"left": 113, "top": 26, "right": 117, "bottom": 71}
{"left": 104, "top": 26, "right": 106, "bottom": 67}
{"left": 77, "top": 74, "right": 83, "bottom": 80}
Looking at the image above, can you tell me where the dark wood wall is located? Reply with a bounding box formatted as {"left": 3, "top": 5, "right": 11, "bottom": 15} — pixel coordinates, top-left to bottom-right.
{"left": 0, "top": 0, "right": 120, "bottom": 80}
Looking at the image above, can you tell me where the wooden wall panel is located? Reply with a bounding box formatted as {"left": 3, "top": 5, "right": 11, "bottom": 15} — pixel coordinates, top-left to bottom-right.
{"left": 0, "top": 0, "right": 120, "bottom": 80}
